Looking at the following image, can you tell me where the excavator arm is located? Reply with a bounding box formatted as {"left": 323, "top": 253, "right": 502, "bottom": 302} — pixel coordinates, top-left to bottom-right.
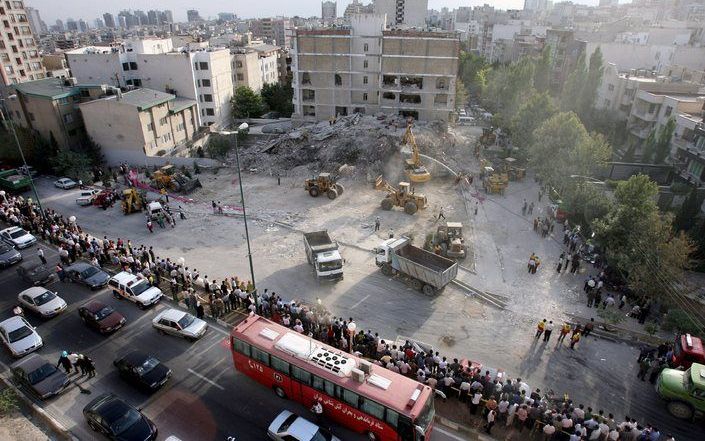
{"left": 401, "top": 123, "right": 421, "bottom": 167}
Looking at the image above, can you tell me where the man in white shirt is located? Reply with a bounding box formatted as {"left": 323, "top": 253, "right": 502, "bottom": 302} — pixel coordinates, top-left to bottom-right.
{"left": 543, "top": 422, "right": 556, "bottom": 439}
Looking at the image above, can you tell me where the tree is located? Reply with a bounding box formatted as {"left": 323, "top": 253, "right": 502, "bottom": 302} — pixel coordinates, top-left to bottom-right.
{"left": 458, "top": 51, "right": 489, "bottom": 97}
{"left": 260, "top": 82, "right": 294, "bottom": 117}
{"left": 654, "top": 117, "right": 676, "bottom": 164}
{"left": 455, "top": 78, "right": 469, "bottom": 110}
{"left": 510, "top": 91, "right": 557, "bottom": 148}
{"left": 641, "top": 129, "right": 657, "bottom": 163}
{"left": 578, "top": 47, "right": 604, "bottom": 122}
{"left": 533, "top": 45, "right": 552, "bottom": 94}
{"left": 481, "top": 58, "right": 535, "bottom": 127}
{"left": 560, "top": 53, "right": 587, "bottom": 114}
{"left": 231, "top": 86, "right": 264, "bottom": 119}
{"left": 206, "top": 135, "right": 232, "bottom": 159}
{"left": 674, "top": 187, "right": 701, "bottom": 232}
{"left": 528, "top": 112, "right": 588, "bottom": 186}
{"left": 50, "top": 149, "right": 94, "bottom": 183}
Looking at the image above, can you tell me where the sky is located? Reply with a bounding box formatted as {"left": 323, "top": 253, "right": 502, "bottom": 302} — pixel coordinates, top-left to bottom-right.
{"left": 27, "top": 0, "right": 601, "bottom": 24}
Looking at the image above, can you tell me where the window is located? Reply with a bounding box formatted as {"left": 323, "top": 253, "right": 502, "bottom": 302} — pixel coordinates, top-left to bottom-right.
{"left": 322, "top": 379, "right": 335, "bottom": 396}
{"left": 270, "top": 355, "right": 290, "bottom": 375}
{"left": 194, "top": 62, "right": 199, "bottom": 70}
{"left": 334, "top": 74, "right": 342, "bottom": 86}
{"left": 363, "top": 76, "right": 368, "bottom": 85}
{"left": 162, "top": 133, "right": 172, "bottom": 142}
{"left": 302, "top": 89, "right": 315, "bottom": 101}
{"left": 364, "top": 60, "right": 368, "bottom": 69}
{"left": 648, "top": 103, "right": 657, "bottom": 114}
{"left": 205, "top": 108, "right": 214, "bottom": 116}
{"left": 302, "top": 72, "right": 311, "bottom": 85}
{"left": 342, "top": 388, "right": 359, "bottom": 408}
{"left": 665, "top": 106, "right": 673, "bottom": 117}
{"left": 159, "top": 117, "right": 168, "bottom": 126}
{"left": 236, "top": 61, "right": 243, "bottom": 68}
{"left": 250, "top": 347, "right": 269, "bottom": 365}
{"left": 312, "top": 375, "right": 325, "bottom": 392}
{"left": 132, "top": 79, "right": 142, "bottom": 87}
{"left": 385, "top": 408, "right": 399, "bottom": 428}
{"left": 363, "top": 93, "right": 368, "bottom": 101}
{"left": 360, "top": 397, "right": 385, "bottom": 420}
{"left": 201, "top": 79, "right": 211, "bottom": 87}
{"left": 122, "top": 62, "right": 129, "bottom": 71}
{"left": 146, "top": 122, "right": 154, "bottom": 131}
{"left": 199, "top": 62, "right": 208, "bottom": 70}
{"left": 363, "top": 43, "right": 369, "bottom": 52}
{"left": 58, "top": 97, "right": 68, "bottom": 105}
{"left": 236, "top": 73, "right": 244, "bottom": 81}
{"left": 291, "top": 365, "right": 311, "bottom": 385}
{"left": 63, "top": 113, "right": 73, "bottom": 123}
{"left": 204, "top": 94, "right": 213, "bottom": 102}
{"left": 436, "top": 78, "right": 446, "bottom": 90}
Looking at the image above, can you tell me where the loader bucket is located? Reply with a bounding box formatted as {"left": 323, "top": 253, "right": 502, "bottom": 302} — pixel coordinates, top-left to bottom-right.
{"left": 375, "top": 175, "right": 384, "bottom": 190}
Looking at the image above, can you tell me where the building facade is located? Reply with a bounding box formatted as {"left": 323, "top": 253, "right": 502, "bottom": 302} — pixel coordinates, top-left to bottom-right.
{"left": 25, "top": 6, "right": 45, "bottom": 36}
{"left": 0, "top": 0, "right": 45, "bottom": 87}
{"left": 545, "top": 29, "right": 586, "bottom": 91}
{"left": 65, "top": 39, "right": 233, "bottom": 128}
{"left": 373, "top": 0, "right": 427, "bottom": 28}
{"left": 291, "top": 14, "right": 459, "bottom": 122}
{"left": 79, "top": 88, "right": 198, "bottom": 158}
{"left": 322, "top": 1, "right": 337, "bottom": 21}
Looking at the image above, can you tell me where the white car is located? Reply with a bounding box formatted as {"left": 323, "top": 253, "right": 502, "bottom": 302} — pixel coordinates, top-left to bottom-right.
{"left": 0, "top": 226, "right": 37, "bottom": 249}
{"left": 152, "top": 309, "right": 207, "bottom": 342}
{"left": 267, "top": 410, "right": 341, "bottom": 441}
{"left": 54, "top": 177, "right": 77, "bottom": 189}
{"left": 0, "top": 316, "right": 43, "bottom": 357}
{"left": 18, "top": 287, "right": 67, "bottom": 318}
{"left": 75, "top": 189, "right": 100, "bottom": 206}
{"left": 108, "top": 272, "right": 163, "bottom": 308}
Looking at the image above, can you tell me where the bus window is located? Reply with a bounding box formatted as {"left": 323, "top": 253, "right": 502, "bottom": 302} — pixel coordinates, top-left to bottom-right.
{"left": 232, "top": 338, "right": 251, "bottom": 356}
{"left": 360, "top": 397, "right": 385, "bottom": 420}
{"left": 324, "top": 380, "right": 336, "bottom": 397}
{"left": 342, "top": 388, "right": 360, "bottom": 408}
{"left": 312, "top": 375, "right": 325, "bottom": 392}
{"left": 292, "top": 365, "right": 312, "bottom": 385}
{"left": 270, "top": 355, "right": 290, "bottom": 375}
{"left": 397, "top": 416, "right": 414, "bottom": 441}
{"left": 385, "top": 408, "right": 399, "bottom": 428}
{"left": 251, "top": 346, "right": 270, "bottom": 366}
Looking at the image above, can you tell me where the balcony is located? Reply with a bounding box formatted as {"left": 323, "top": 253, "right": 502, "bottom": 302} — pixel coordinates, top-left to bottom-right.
{"left": 632, "top": 109, "right": 658, "bottom": 122}
{"left": 629, "top": 125, "right": 652, "bottom": 139}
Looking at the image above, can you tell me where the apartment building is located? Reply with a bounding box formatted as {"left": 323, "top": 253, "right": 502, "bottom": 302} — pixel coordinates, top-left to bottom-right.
{"left": 373, "top": 0, "right": 427, "bottom": 28}
{"left": 627, "top": 90, "right": 704, "bottom": 146}
{"left": 322, "top": 1, "right": 337, "bottom": 21}
{"left": 41, "top": 53, "right": 71, "bottom": 78}
{"left": 65, "top": 38, "right": 233, "bottom": 128}
{"left": 673, "top": 118, "right": 705, "bottom": 186}
{"left": 0, "top": 0, "right": 45, "bottom": 87}
{"left": 545, "top": 29, "right": 586, "bottom": 91}
{"left": 291, "top": 14, "right": 459, "bottom": 122}
{"left": 80, "top": 88, "right": 198, "bottom": 159}
{"left": 232, "top": 43, "right": 282, "bottom": 92}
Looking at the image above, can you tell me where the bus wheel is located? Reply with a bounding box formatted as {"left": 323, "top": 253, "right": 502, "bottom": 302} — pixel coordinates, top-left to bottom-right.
{"left": 274, "top": 386, "right": 286, "bottom": 399}
{"left": 366, "top": 431, "right": 378, "bottom": 441}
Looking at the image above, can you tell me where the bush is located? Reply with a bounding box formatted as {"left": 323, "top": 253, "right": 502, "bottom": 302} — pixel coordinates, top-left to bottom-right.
{"left": 0, "top": 388, "right": 18, "bottom": 415}
{"left": 662, "top": 308, "right": 704, "bottom": 336}
{"left": 193, "top": 161, "right": 201, "bottom": 174}
{"left": 155, "top": 149, "right": 167, "bottom": 157}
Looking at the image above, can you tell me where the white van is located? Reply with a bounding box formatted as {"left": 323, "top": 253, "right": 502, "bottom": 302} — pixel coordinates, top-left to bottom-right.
{"left": 147, "top": 201, "right": 164, "bottom": 220}
{"left": 458, "top": 116, "right": 475, "bottom": 126}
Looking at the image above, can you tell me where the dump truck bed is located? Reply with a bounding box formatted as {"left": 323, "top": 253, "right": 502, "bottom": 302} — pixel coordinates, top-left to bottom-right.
{"left": 303, "top": 230, "right": 338, "bottom": 253}
{"left": 394, "top": 242, "right": 458, "bottom": 288}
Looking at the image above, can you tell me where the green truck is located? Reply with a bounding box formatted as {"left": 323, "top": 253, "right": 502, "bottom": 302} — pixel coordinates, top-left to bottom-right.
{"left": 656, "top": 362, "right": 705, "bottom": 420}
{"left": 0, "top": 169, "right": 31, "bottom": 192}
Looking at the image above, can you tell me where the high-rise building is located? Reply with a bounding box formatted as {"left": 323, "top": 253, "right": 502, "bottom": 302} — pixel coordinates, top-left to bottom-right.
{"left": 343, "top": 0, "right": 374, "bottom": 20}
{"left": 55, "top": 19, "right": 64, "bottom": 32}
{"left": 78, "top": 19, "right": 89, "bottom": 32}
{"left": 322, "top": 1, "right": 337, "bottom": 21}
{"left": 134, "top": 10, "right": 147, "bottom": 26}
{"left": 218, "top": 12, "right": 236, "bottom": 21}
{"left": 25, "top": 7, "right": 46, "bottom": 36}
{"left": 373, "top": 0, "right": 428, "bottom": 28}
{"left": 66, "top": 18, "right": 78, "bottom": 31}
{"left": 103, "top": 13, "right": 116, "bottom": 29}
{"left": 162, "top": 10, "right": 174, "bottom": 23}
{"left": 118, "top": 10, "right": 138, "bottom": 28}
{"left": 147, "top": 10, "right": 159, "bottom": 26}
{"left": 94, "top": 18, "right": 104, "bottom": 29}
{"left": 187, "top": 9, "right": 202, "bottom": 22}
{"left": 0, "top": 1, "right": 46, "bottom": 87}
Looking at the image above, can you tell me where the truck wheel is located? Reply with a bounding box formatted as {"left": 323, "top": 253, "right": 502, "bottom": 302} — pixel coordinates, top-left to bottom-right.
{"left": 422, "top": 285, "right": 436, "bottom": 296}
{"left": 404, "top": 201, "right": 418, "bottom": 215}
{"left": 380, "top": 263, "right": 393, "bottom": 276}
{"left": 667, "top": 401, "right": 694, "bottom": 420}
{"left": 309, "top": 186, "right": 320, "bottom": 197}
{"left": 381, "top": 198, "right": 393, "bottom": 210}
{"left": 335, "top": 183, "right": 345, "bottom": 195}
{"left": 410, "top": 279, "right": 423, "bottom": 291}
{"left": 327, "top": 188, "right": 338, "bottom": 200}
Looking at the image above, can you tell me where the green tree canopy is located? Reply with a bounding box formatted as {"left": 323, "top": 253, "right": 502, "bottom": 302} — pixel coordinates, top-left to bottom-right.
{"left": 458, "top": 51, "right": 489, "bottom": 97}
{"left": 455, "top": 78, "right": 469, "bottom": 110}
{"left": 532, "top": 45, "right": 552, "bottom": 94}
{"left": 482, "top": 58, "right": 535, "bottom": 127}
{"left": 260, "top": 82, "right": 294, "bottom": 117}
{"left": 510, "top": 91, "right": 557, "bottom": 148}
{"left": 206, "top": 135, "right": 232, "bottom": 159}
{"left": 231, "top": 86, "right": 264, "bottom": 119}
{"left": 50, "top": 148, "right": 94, "bottom": 183}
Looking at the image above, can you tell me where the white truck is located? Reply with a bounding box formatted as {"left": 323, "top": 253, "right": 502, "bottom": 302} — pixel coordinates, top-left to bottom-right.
{"left": 375, "top": 237, "right": 458, "bottom": 296}
{"left": 303, "top": 231, "right": 343, "bottom": 280}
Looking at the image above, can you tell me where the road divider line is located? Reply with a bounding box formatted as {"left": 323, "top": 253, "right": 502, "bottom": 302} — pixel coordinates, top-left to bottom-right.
{"left": 350, "top": 294, "right": 370, "bottom": 309}
{"left": 187, "top": 368, "right": 225, "bottom": 390}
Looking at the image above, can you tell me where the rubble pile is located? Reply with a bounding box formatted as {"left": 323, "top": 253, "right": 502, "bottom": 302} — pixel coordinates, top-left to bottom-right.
{"left": 237, "top": 113, "right": 454, "bottom": 178}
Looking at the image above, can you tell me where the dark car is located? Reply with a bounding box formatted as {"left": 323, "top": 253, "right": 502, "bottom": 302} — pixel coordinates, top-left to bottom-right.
{"left": 79, "top": 301, "right": 126, "bottom": 334}
{"left": 83, "top": 393, "right": 157, "bottom": 441}
{"left": 65, "top": 262, "right": 110, "bottom": 289}
{"left": 11, "top": 354, "right": 70, "bottom": 400}
{"left": 113, "top": 351, "right": 171, "bottom": 392}
{"left": 0, "top": 243, "right": 22, "bottom": 268}
{"left": 17, "top": 262, "right": 57, "bottom": 286}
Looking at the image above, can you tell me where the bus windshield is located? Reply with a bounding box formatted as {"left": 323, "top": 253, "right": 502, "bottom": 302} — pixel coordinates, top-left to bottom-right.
{"left": 415, "top": 394, "right": 435, "bottom": 433}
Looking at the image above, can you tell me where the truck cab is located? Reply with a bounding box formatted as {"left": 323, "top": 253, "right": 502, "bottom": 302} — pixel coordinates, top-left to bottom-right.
{"left": 374, "top": 238, "right": 398, "bottom": 266}
{"left": 671, "top": 334, "right": 705, "bottom": 369}
{"left": 314, "top": 250, "right": 343, "bottom": 279}
{"left": 656, "top": 362, "right": 705, "bottom": 420}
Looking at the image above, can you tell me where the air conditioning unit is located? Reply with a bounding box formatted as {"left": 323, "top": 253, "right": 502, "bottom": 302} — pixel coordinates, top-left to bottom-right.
{"left": 359, "top": 359, "right": 373, "bottom": 375}
{"left": 351, "top": 368, "right": 365, "bottom": 383}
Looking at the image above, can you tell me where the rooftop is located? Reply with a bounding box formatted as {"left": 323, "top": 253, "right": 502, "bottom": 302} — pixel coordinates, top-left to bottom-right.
{"left": 115, "top": 89, "right": 174, "bottom": 111}
{"left": 170, "top": 97, "right": 197, "bottom": 114}
{"left": 13, "top": 77, "right": 80, "bottom": 100}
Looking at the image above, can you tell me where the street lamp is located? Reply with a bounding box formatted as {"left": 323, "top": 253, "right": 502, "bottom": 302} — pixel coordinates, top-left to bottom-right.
{"left": 0, "top": 95, "right": 45, "bottom": 219}
{"left": 216, "top": 123, "right": 257, "bottom": 310}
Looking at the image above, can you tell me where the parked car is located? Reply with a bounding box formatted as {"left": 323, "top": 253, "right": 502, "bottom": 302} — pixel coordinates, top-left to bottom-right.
{"left": 76, "top": 189, "right": 101, "bottom": 206}
{"left": 17, "top": 262, "right": 57, "bottom": 286}
{"left": 11, "top": 353, "right": 70, "bottom": 399}
{"left": 0, "top": 226, "right": 36, "bottom": 249}
{"left": 152, "top": 309, "right": 207, "bottom": 342}
{"left": 108, "top": 272, "right": 162, "bottom": 308}
{"left": 54, "top": 177, "right": 77, "bottom": 189}
{"left": 17, "top": 287, "right": 67, "bottom": 318}
{"left": 0, "top": 242, "right": 22, "bottom": 268}
{"left": 0, "top": 315, "right": 42, "bottom": 357}
{"left": 262, "top": 111, "right": 281, "bottom": 119}
{"left": 113, "top": 351, "right": 171, "bottom": 391}
{"left": 78, "top": 301, "right": 126, "bottom": 334}
{"left": 267, "top": 410, "right": 341, "bottom": 441}
{"left": 65, "top": 262, "right": 110, "bottom": 289}
{"left": 83, "top": 393, "right": 158, "bottom": 441}
{"left": 18, "top": 165, "right": 38, "bottom": 177}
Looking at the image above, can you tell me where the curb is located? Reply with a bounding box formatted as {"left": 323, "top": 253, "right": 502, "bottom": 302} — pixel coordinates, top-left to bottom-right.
{"left": 435, "top": 415, "right": 486, "bottom": 440}
{"left": 0, "top": 372, "right": 78, "bottom": 441}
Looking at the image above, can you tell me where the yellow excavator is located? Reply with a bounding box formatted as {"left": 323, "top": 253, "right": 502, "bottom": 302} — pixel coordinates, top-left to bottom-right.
{"left": 400, "top": 122, "right": 431, "bottom": 183}
{"left": 121, "top": 188, "right": 144, "bottom": 215}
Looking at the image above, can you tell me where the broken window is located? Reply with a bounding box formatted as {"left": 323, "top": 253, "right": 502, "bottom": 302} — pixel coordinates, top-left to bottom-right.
{"left": 302, "top": 72, "right": 311, "bottom": 85}
{"left": 399, "top": 94, "right": 421, "bottom": 104}
{"left": 302, "top": 89, "right": 315, "bottom": 102}
{"left": 400, "top": 76, "right": 423, "bottom": 90}
{"left": 436, "top": 78, "right": 446, "bottom": 90}
{"left": 382, "top": 92, "right": 396, "bottom": 100}
{"left": 334, "top": 74, "right": 342, "bottom": 86}
{"left": 335, "top": 106, "right": 348, "bottom": 116}
{"left": 303, "top": 105, "right": 315, "bottom": 116}
{"left": 399, "top": 110, "right": 418, "bottom": 120}
{"left": 363, "top": 76, "right": 368, "bottom": 85}
{"left": 353, "top": 107, "right": 365, "bottom": 114}
{"left": 383, "top": 75, "right": 397, "bottom": 87}
{"left": 363, "top": 93, "right": 368, "bottom": 101}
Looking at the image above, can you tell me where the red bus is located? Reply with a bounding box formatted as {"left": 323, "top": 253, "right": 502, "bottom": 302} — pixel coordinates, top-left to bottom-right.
{"left": 231, "top": 315, "right": 435, "bottom": 441}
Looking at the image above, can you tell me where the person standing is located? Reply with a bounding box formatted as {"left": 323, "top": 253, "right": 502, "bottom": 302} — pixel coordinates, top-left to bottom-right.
{"left": 147, "top": 220, "right": 153, "bottom": 233}
{"left": 638, "top": 357, "right": 651, "bottom": 381}
{"left": 543, "top": 321, "right": 554, "bottom": 342}
{"left": 557, "top": 322, "right": 571, "bottom": 344}
{"left": 535, "top": 319, "right": 547, "bottom": 339}
{"left": 374, "top": 216, "right": 380, "bottom": 232}
{"left": 583, "top": 318, "right": 595, "bottom": 337}
{"left": 557, "top": 252, "right": 565, "bottom": 273}
{"left": 56, "top": 351, "right": 73, "bottom": 374}
{"left": 570, "top": 331, "right": 581, "bottom": 350}
{"left": 485, "top": 409, "right": 497, "bottom": 434}
{"left": 311, "top": 398, "right": 324, "bottom": 424}
{"left": 37, "top": 248, "right": 47, "bottom": 264}
{"left": 522, "top": 199, "right": 527, "bottom": 216}
{"left": 437, "top": 207, "right": 445, "bottom": 221}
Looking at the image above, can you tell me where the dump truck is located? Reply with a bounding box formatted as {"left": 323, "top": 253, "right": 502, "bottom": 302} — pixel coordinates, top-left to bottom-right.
{"left": 375, "top": 237, "right": 458, "bottom": 296}
{"left": 303, "top": 230, "right": 343, "bottom": 280}
{"left": 0, "top": 169, "right": 31, "bottom": 192}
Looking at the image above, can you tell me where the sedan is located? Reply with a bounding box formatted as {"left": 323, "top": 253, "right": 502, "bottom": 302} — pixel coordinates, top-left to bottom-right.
{"left": 78, "top": 301, "right": 126, "bottom": 334}
{"left": 11, "top": 354, "right": 70, "bottom": 400}
{"left": 152, "top": 309, "right": 207, "bottom": 342}
{"left": 18, "top": 287, "right": 67, "bottom": 318}
{"left": 0, "top": 242, "right": 22, "bottom": 268}
{"left": 113, "top": 351, "right": 171, "bottom": 391}
{"left": 17, "top": 262, "right": 57, "bottom": 286}
{"left": 65, "top": 262, "right": 110, "bottom": 289}
{"left": 0, "top": 226, "right": 37, "bottom": 249}
{"left": 54, "top": 177, "right": 77, "bottom": 189}
{"left": 0, "top": 315, "right": 43, "bottom": 357}
{"left": 76, "top": 189, "right": 100, "bottom": 206}
{"left": 267, "top": 410, "right": 341, "bottom": 441}
{"left": 83, "top": 393, "right": 158, "bottom": 441}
